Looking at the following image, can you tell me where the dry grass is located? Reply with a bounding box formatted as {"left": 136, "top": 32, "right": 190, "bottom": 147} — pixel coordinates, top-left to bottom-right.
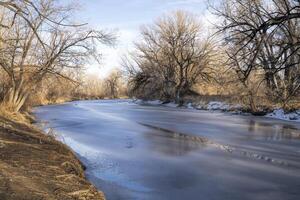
{"left": 0, "top": 114, "right": 105, "bottom": 200}
{"left": 0, "top": 107, "right": 30, "bottom": 123}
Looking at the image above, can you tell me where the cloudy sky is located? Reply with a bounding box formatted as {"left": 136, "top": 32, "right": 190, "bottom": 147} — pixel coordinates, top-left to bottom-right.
{"left": 71, "top": 0, "right": 216, "bottom": 78}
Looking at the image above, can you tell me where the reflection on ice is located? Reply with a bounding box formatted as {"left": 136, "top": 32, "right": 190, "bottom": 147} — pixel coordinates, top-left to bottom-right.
{"left": 247, "top": 120, "right": 300, "bottom": 140}
{"left": 140, "top": 122, "right": 209, "bottom": 156}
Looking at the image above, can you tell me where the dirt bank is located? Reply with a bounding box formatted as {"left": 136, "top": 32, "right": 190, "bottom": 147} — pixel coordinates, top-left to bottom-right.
{"left": 0, "top": 116, "right": 105, "bottom": 200}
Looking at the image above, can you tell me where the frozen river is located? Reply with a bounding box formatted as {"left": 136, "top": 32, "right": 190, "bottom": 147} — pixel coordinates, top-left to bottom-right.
{"left": 34, "top": 100, "right": 300, "bottom": 200}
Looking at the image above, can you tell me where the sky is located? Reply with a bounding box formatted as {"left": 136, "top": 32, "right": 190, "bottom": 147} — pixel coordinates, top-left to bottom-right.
{"left": 69, "top": 0, "right": 217, "bottom": 78}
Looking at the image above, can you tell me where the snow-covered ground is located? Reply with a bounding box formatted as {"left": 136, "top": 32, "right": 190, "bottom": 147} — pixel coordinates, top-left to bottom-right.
{"left": 134, "top": 99, "right": 300, "bottom": 122}
{"left": 266, "top": 109, "right": 300, "bottom": 122}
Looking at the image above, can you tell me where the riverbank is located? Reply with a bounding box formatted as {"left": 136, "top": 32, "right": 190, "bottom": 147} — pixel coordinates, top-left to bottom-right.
{"left": 0, "top": 114, "right": 105, "bottom": 200}
{"left": 135, "top": 99, "right": 300, "bottom": 122}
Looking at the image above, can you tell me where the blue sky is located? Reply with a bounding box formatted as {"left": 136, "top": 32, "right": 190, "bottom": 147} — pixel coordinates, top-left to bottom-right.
{"left": 69, "top": 0, "right": 215, "bottom": 77}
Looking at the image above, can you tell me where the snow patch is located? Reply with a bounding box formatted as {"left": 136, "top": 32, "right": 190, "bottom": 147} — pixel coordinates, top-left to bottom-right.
{"left": 187, "top": 103, "right": 193, "bottom": 109}
{"left": 195, "top": 101, "right": 242, "bottom": 112}
{"left": 146, "top": 100, "right": 163, "bottom": 105}
{"left": 134, "top": 99, "right": 179, "bottom": 108}
{"left": 164, "top": 102, "right": 178, "bottom": 108}
{"left": 266, "top": 109, "right": 300, "bottom": 122}
{"left": 206, "top": 101, "right": 230, "bottom": 111}
{"left": 134, "top": 99, "right": 163, "bottom": 106}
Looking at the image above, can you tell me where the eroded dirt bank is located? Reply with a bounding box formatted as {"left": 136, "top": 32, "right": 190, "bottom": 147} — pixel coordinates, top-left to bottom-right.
{"left": 0, "top": 116, "right": 105, "bottom": 200}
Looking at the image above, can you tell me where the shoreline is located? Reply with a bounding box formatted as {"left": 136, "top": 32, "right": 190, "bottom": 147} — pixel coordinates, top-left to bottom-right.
{"left": 134, "top": 99, "right": 300, "bottom": 123}
{"left": 0, "top": 115, "right": 105, "bottom": 200}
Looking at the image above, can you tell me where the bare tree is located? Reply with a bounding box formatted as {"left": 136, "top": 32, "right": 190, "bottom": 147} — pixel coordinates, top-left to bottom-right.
{"left": 0, "top": 0, "right": 115, "bottom": 111}
{"left": 214, "top": 0, "right": 300, "bottom": 110}
{"left": 105, "top": 70, "right": 122, "bottom": 99}
{"left": 125, "top": 11, "right": 214, "bottom": 105}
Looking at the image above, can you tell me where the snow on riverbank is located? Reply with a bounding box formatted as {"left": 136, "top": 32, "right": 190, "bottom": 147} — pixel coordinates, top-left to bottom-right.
{"left": 134, "top": 99, "right": 241, "bottom": 112}
{"left": 266, "top": 109, "right": 300, "bottom": 122}
{"left": 134, "top": 99, "right": 300, "bottom": 122}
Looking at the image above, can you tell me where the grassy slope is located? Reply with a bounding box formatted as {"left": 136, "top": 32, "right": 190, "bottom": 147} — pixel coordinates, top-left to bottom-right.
{"left": 0, "top": 115, "right": 105, "bottom": 200}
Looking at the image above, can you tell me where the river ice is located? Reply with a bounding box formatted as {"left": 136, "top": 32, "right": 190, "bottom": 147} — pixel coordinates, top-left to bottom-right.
{"left": 34, "top": 100, "right": 300, "bottom": 200}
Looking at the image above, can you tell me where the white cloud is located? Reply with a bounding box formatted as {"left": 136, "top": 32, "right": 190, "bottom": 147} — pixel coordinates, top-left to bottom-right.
{"left": 86, "top": 29, "right": 138, "bottom": 78}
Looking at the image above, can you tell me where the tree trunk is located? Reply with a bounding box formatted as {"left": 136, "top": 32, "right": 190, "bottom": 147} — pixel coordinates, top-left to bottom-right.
{"left": 2, "top": 82, "right": 29, "bottom": 112}
{"left": 175, "top": 88, "right": 182, "bottom": 106}
{"left": 175, "top": 87, "right": 186, "bottom": 106}
{"left": 249, "top": 96, "right": 258, "bottom": 113}
{"left": 243, "top": 81, "right": 258, "bottom": 113}
{"left": 163, "top": 80, "right": 174, "bottom": 102}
